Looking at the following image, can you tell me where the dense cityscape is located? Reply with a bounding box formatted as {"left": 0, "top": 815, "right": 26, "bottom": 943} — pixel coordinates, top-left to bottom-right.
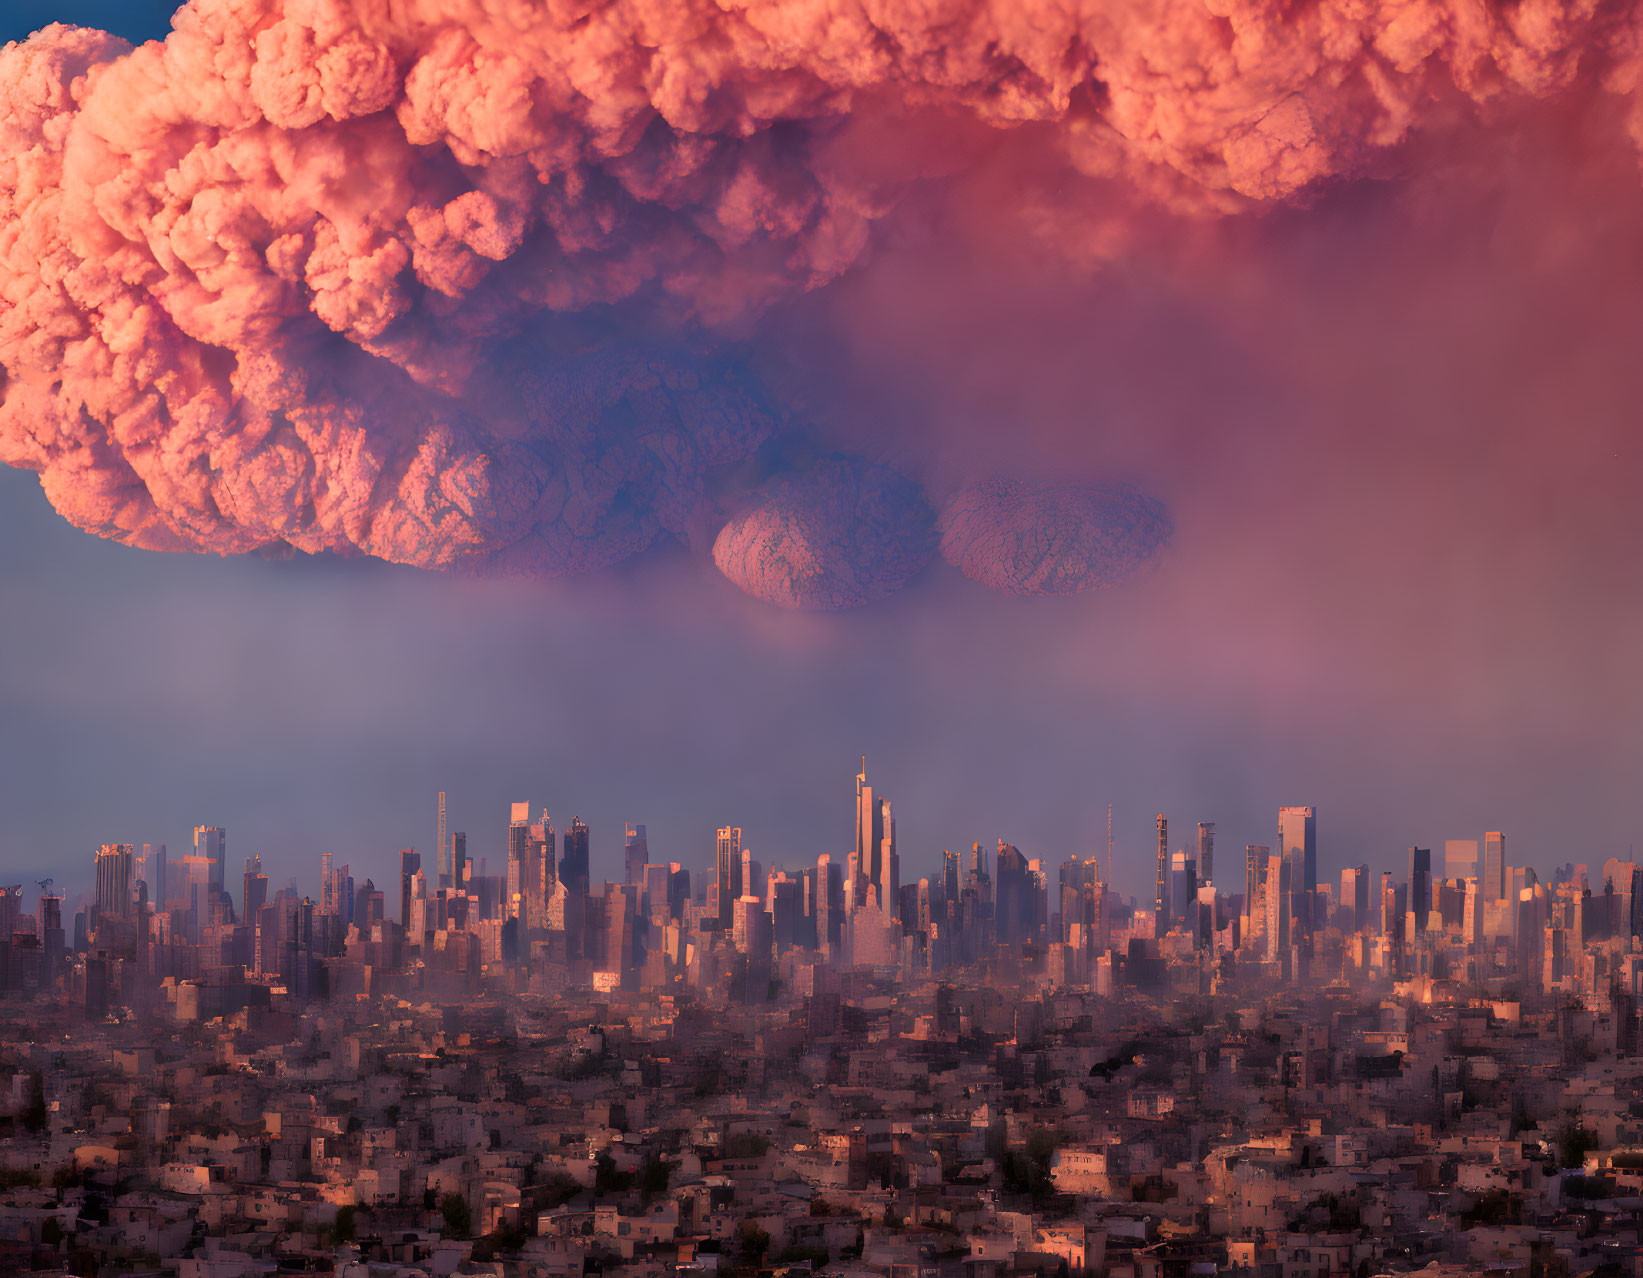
{"left": 11, "top": 0, "right": 1643, "bottom": 1274}
{"left": 0, "top": 764, "right": 1640, "bottom": 1276}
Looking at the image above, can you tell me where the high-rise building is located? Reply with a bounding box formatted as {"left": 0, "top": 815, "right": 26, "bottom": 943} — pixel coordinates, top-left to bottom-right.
{"left": 1245, "top": 845, "right": 1267, "bottom": 921}
{"left": 519, "top": 813, "right": 555, "bottom": 934}
{"left": 1462, "top": 877, "right": 1484, "bottom": 947}
{"left": 94, "top": 844, "right": 134, "bottom": 920}
{"left": 601, "top": 883, "right": 640, "bottom": 988}
{"left": 450, "top": 832, "right": 467, "bottom": 889}
{"left": 1483, "top": 831, "right": 1507, "bottom": 903}
{"left": 193, "top": 826, "right": 227, "bottom": 897}
{"left": 1277, "top": 807, "right": 1316, "bottom": 898}
{"left": 1154, "top": 816, "right": 1168, "bottom": 928}
{"left": 1445, "top": 839, "right": 1480, "bottom": 882}
{"left": 815, "top": 852, "right": 836, "bottom": 950}
{"left": 996, "top": 841, "right": 1032, "bottom": 943}
{"left": 561, "top": 818, "right": 589, "bottom": 897}
{"left": 624, "top": 824, "right": 648, "bottom": 887}
{"left": 1196, "top": 822, "right": 1215, "bottom": 886}
{"left": 1408, "top": 847, "right": 1432, "bottom": 932}
{"left": 319, "top": 854, "right": 353, "bottom": 923}
{"left": 173, "top": 854, "right": 212, "bottom": 941}
{"left": 716, "top": 827, "right": 742, "bottom": 929}
{"left": 1169, "top": 849, "right": 1196, "bottom": 930}
{"left": 1264, "top": 853, "right": 1287, "bottom": 960}
{"left": 1379, "top": 871, "right": 1397, "bottom": 937}
{"left": 136, "top": 843, "right": 166, "bottom": 910}
{"left": 1341, "top": 864, "right": 1369, "bottom": 933}
{"left": 243, "top": 856, "right": 267, "bottom": 924}
{"left": 436, "top": 792, "right": 448, "bottom": 889}
{"left": 506, "top": 802, "right": 529, "bottom": 921}
{"left": 853, "top": 760, "right": 897, "bottom": 913}
{"left": 1604, "top": 859, "right": 1643, "bottom": 939}
{"left": 399, "top": 849, "right": 421, "bottom": 931}
{"left": 881, "top": 798, "right": 899, "bottom": 920}
{"left": 855, "top": 760, "right": 878, "bottom": 905}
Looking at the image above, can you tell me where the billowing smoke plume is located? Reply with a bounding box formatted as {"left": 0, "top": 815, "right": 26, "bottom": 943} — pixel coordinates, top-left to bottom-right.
{"left": 1, "top": 0, "right": 1638, "bottom": 598}
{"left": 938, "top": 480, "right": 1173, "bottom": 596}
{"left": 712, "top": 458, "right": 936, "bottom": 610}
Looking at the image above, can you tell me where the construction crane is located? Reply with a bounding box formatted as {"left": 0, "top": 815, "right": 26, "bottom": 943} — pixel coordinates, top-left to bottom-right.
{"left": 36, "top": 878, "right": 55, "bottom": 896}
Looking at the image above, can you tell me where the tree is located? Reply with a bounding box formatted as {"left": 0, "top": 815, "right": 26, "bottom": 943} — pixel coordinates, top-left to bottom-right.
{"left": 1003, "top": 1127, "right": 1064, "bottom": 1202}
{"left": 738, "top": 1219, "right": 770, "bottom": 1264}
{"left": 724, "top": 1132, "right": 770, "bottom": 1160}
{"left": 20, "top": 1073, "right": 46, "bottom": 1134}
{"left": 538, "top": 1172, "right": 584, "bottom": 1209}
{"left": 329, "top": 1204, "right": 357, "bottom": 1245}
{"left": 1557, "top": 1119, "right": 1599, "bottom": 1170}
{"left": 594, "top": 1152, "right": 632, "bottom": 1193}
{"left": 440, "top": 1193, "right": 472, "bottom": 1238}
{"left": 638, "top": 1158, "right": 671, "bottom": 1197}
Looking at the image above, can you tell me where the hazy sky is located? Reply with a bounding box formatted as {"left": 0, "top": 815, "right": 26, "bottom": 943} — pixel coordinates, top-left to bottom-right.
{"left": 6, "top": 3, "right": 1643, "bottom": 907}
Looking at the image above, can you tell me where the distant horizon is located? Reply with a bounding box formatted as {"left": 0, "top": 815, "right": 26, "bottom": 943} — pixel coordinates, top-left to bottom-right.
{"left": 23, "top": 784, "right": 1614, "bottom": 917}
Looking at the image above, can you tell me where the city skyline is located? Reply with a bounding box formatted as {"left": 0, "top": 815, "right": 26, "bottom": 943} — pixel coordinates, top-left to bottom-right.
{"left": 36, "top": 750, "right": 1643, "bottom": 1010}
{"left": 23, "top": 768, "right": 1604, "bottom": 920}
{"left": 6, "top": 0, "right": 1643, "bottom": 913}
{"left": 8, "top": 0, "right": 1643, "bottom": 1274}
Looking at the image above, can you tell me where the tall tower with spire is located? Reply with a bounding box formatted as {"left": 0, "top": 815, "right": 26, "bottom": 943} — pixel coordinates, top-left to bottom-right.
{"left": 436, "top": 791, "right": 448, "bottom": 889}
{"left": 1106, "top": 802, "right": 1113, "bottom": 887}
{"left": 853, "top": 758, "right": 895, "bottom": 915}
{"left": 1154, "top": 815, "right": 1168, "bottom": 931}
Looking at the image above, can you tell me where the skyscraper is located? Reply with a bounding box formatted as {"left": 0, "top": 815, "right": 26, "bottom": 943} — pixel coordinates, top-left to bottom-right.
{"left": 624, "top": 824, "right": 649, "bottom": 886}
{"left": 995, "top": 841, "right": 1032, "bottom": 943}
{"left": 716, "top": 827, "right": 742, "bottom": 929}
{"left": 853, "top": 760, "right": 896, "bottom": 911}
{"left": 1265, "top": 853, "right": 1287, "bottom": 960}
{"left": 506, "top": 802, "right": 529, "bottom": 920}
{"left": 1277, "top": 807, "right": 1316, "bottom": 897}
{"left": 193, "top": 826, "right": 227, "bottom": 897}
{"left": 436, "top": 792, "right": 448, "bottom": 889}
{"left": 880, "top": 797, "right": 899, "bottom": 919}
{"left": 1169, "top": 849, "right": 1196, "bottom": 930}
{"left": 816, "top": 852, "right": 835, "bottom": 951}
{"left": 561, "top": 818, "right": 589, "bottom": 898}
{"left": 1154, "top": 815, "right": 1168, "bottom": 929}
{"left": 1445, "top": 839, "right": 1480, "bottom": 881}
{"left": 1196, "top": 822, "right": 1215, "bottom": 886}
{"left": 516, "top": 812, "right": 554, "bottom": 934}
{"left": 1408, "top": 847, "right": 1432, "bottom": 932}
{"left": 399, "top": 848, "right": 421, "bottom": 931}
{"left": 136, "top": 843, "right": 166, "bottom": 910}
{"left": 94, "top": 844, "right": 133, "bottom": 920}
{"left": 243, "top": 855, "right": 267, "bottom": 925}
{"left": 1380, "top": 871, "right": 1397, "bottom": 937}
{"left": 1483, "top": 831, "right": 1507, "bottom": 903}
{"left": 450, "top": 832, "right": 467, "bottom": 889}
{"left": 1245, "top": 844, "right": 1267, "bottom": 921}
{"left": 1341, "top": 864, "right": 1369, "bottom": 933}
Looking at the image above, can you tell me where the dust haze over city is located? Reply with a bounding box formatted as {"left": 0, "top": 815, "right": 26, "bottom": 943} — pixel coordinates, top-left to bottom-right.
{"left": 5, "top": 0, "right": 1643, "bottom": 902}
{"left": 7, "top": 1, "right": 1643, "bottom": 1275}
